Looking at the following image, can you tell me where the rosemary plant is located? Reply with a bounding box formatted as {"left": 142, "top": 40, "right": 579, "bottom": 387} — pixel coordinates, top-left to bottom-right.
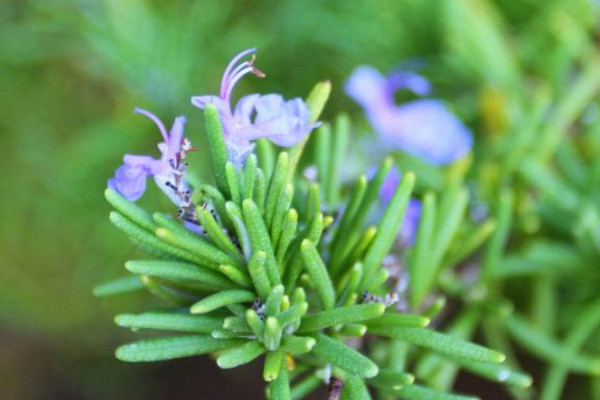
{"left": 97, "top": 49, "right": 533, "bottom": 399}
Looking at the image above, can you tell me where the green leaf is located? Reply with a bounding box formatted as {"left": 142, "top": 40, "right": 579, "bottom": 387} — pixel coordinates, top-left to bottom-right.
{"left": 271, "top": 183, "right": 295, "bottom": 245}
{"left": 93, "top": 275, "right": 144, "bottom": 297}
{"left": 368, "top": 369, "right": 414, "bottom": 390}
{"left": 242, "top": 153, "right": 258, "bottom": 200}
{"left": 369, "top": 327, "right": 505, "bottom": 363}
{"left": 264, "top": 316, "right": 283, "bottom": 350}
{"left": 290, "top": 374, "right": 321, "bottom": 400}
{"left": 246, "top": 309, "right": 265, "bottom": 339}
{"left": 203, "top": 104, "right": 230, "bottom": 197}
{"left": 287, "top": 80, "right": 332, "bottom": 182}
{"left": 326, "top": 113, "right": 350, "bottom": 207}
{"left": 196, "top": 205, "right": 242, "bottom": 259}
{"left": 224, "top": 201, "right": 252, "bottom": 260}
{"left": 265, "top": 152, "right": 290, "bottom": 229}
{"left": 243, "top": 199, "right": 281, "bottom": 286}
{"left": 398, "top": 384, "right": 479, "bottom": 400}
{"left": 275, "top": 209, "right": 298, "bottom": 264}
{"left": 154, "top": 226, "right": 235, "bottom": 268}
{"left": 300, "top": 240, "right": 336, "bottom": 310}
{"left": 110, "top": 212, "right": 207, "bottom": 266}
{"left": 105, "top": 188, "right": 156, "bottom": 231}
{"left": 505, "top": 314, "right": 600, "bottom": 374}
{"left": 116, "top": 335, "right": 243, "bottom": 362}
{"left": 453, "top": 359, "right": 532, "bottom": 388}
{"left": 225, "top": 161, "right": 241, "bottom": 205}
{"left": 365, "top": 313, "right": 430, "bottom": 329}
{"left": 277, "top": 302, "right": 308, "bottom": 332}
{"left": 247, "top": 250, "right": 272, "bottom": 299}
{"left": 341, "top": 375, "right": 372, "bottom": 400}
{"left": 409, "top": 191, "right": 437, "bottom": 307}
{"left": 269, "top": 356, "right": 291, "bottom": 400}
{"left": 216, "top": 340, "right": 265, "bottom": 369}
{"left": 219, "top": 264, "right": 252, "bottom": 287}
{"left": 264, "top": 349, "right": 284, "bottom": 382}
{"left": 115, "top": 312, "right": 222, "bottom": 333}
{"left": 125, "top": 260, "right": 235, "bottom": 289}
{"left": 297, "top": 303, "right": 385, "bottom": 333}
{"left": 281, "top": 335, "right": 315, "bottom": 355}
{"left": 265, "top": 284, "right": 285, "bottom": 317}
{"left": 310, "top": 333, "right": 379, "bottom": 378}
{"left": 190, "top": 290, "right": 255, "bottom": 314}
{"left": 360, "top": 172, "right": 415, "bottom": 289}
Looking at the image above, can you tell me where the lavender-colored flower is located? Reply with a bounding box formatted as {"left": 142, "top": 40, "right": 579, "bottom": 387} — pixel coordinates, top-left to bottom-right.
{"left": 107, "top": 108, "right": 190, "bottom": 207}
{"left": 346, "top": 66, "right": 472, "bottom": 165}
{"left": 380, "top": 166, "right": 422, "bottom": 246}
{"left": 191, "top": 48, "right": 319, "bottom": 167}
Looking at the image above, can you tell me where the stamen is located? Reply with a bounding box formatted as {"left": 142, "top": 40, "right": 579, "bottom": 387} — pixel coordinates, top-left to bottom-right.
{"left": 224, "top": 66, "right": 254, "bottom": 102}
{"left": 221, "top": 61, "right": 250, "bottom": 97}
{"left": 220, "top": 48, "right": 257, "bottom": 98}
{"left": 134, "top": 108, "right": 169, "bottom": 143}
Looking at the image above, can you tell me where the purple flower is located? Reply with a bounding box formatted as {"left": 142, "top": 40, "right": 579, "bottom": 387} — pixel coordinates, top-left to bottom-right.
{"left": 346, "top": 66, "right": 472, "bottom": 165}
{"left": 107, "top": 108, "right": 190, "bottom": 206}
{"left": 191, "top": 48, "right": 319, "bottom": 167}
{"left": 380, "top": 166, "right": 422, "bottom": 246}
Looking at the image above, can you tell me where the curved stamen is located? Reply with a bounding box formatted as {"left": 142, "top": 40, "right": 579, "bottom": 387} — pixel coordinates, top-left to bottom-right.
{"left": 221, "top": 61, "right": 250, "bottom": 98}
{"left": 220, "top": 48, "right": 257, "bottom": 97}
{"left": 134, "top": 108, "right": 169, "bottom": 143}
{"left": 224, "top": 66, "right": 255, "bottom": 103}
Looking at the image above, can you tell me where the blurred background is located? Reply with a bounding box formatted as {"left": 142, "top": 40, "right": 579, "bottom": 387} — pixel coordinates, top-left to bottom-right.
{"left": 1, "top": 0, "right": 599, "bottom": 398}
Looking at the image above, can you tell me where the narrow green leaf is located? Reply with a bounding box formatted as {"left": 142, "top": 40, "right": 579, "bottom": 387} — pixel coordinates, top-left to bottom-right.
{"left": 243, "top": 199, "right": 281, "bottom": 286}
{"left": 297, "top": 303, "right": 385, "bottom": 333}
{"left": 125, "top": 260, "right": 235, "bottom": 289}
{"left": 360, "top": 172, "right": 415, "bottom": 288}
{"left": 398, "top": 384, "right": 479, "bottom": 400}
{"left": 366, "top": 313, "right": 430, "bottom": 329}
{"left": 271, "top": 183, "right": 294, "bottom": 244}
{"left": 197, "top": 205, "right": 242, "bottom": 259}
{"left": 505, "top": 314, "right": 600, "bottom": 374}
{"left": 115, "top": 312, "right": 222, "bottom": 333}
{"left": 409, "top": 191, "right": 437, "bottom": 307}
{"left": 276, "top": 209, "right": 298, "bottom": 264}
{"left": 116, "top": 335, "right": 243, "bottom": 362}
{"left": 278, "top": 303, "right": 308, "bottom": 332}
{"left": 291, "top": 374, "right": 321, "bottom": 400}
{"left": 369, "top": 327, "right": 504, "bottom": 363}
{"left": 218, "top": 264, "right": 250, "bottom": 287}
{"left": 110, "top": 212, "right": 207, "bottom": 266}
{"left": 155, "top": 226, "right": 235, "bottom": 268}
{"left": 265, "top": 152, "right": 290, "bottom": 228}
{"left": 105, "top": 188, "right": 156, "bottom": 231}
{"left": 254, "top": 168, "right": 267, "bottom": 212}
{"left": 310, "top": 332, "right": 379, "bottom": 378}
{"left": 225, "top": 161, "right": 241, "bottom": 205}
{"left": 454, "top": 359, "right": 532, "bottom": 388}
{"left": 224, "top": 201, "right": 252, "bottom": 260}
{"left": 269, "top": 356, "right": 291, "bottom": 400}
{"left": 203, "top": 104, "right": 230, "bottom": 197}
{"left": 326, "top": 113, "right": 349, "bottom": 207}
{"left": 264, "top": 349, "right": 284, "bottom": 382}
{"left": 341, "top": 374, "right": 373, "bottom": 400}
{"left": 281, "top": 335, "right": 316, "bottom": 355}
{"left": 247, "top": 250, "right": 272, "bottom": 299}
{"left": 481, "top": 189, "right": 513, "bottom": 282}
{"left": 93, "top": 276, "right": 143, "bottom": 297}
{"left": 256, "top": 138, "right": 275, "bottom": 179}
{"left": 246, "top": 309, "right": 265, "bottom": 339}
{"left": 265, "top": 284, "right": 285, "bottom": 317}
{"left": 287, "top": 80, "right": 332, "bottom": 182}
{"left": 190, "top": 290, "right": 255, "bottom": 314}
{"left": 140, "top": 276, "right": 199, "bottom": 305}
{"left": 216, "top": 340, "right": 265, "bottom": 369}
{"left": 368, "top": 369, "right": 414, "bottom": 389}
{"left": 339, "top": 324, "right": 367, "bottom": 337}
{"left": 223, "top": 316, "right": 251, "bottom": 333}
{"left": 265, "top": 316, "right": 283, "bottom": 351}
{"left": 300, "top": 240, "right": 336, "bottom": 310}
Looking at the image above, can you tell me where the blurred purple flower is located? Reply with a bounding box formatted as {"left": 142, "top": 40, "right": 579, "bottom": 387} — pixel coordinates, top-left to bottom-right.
{"left": 191, "top": 48, "right": 319, "bottom": 167}
{"left": 380, "top": 166, "right": 422, "bottom": 246}
{"left": 107, "top": 108, "right": 189, "bottom": 206}
{"left": 346, "top": 66, "right": 472, "bottom": 165}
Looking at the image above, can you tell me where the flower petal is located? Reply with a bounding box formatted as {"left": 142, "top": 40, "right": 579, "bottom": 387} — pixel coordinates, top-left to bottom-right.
{"left": 107, "top": 164, "right": 148, "bottom": 201}
{"left": 345, "top": 66, "right": 389, "bottom": 110}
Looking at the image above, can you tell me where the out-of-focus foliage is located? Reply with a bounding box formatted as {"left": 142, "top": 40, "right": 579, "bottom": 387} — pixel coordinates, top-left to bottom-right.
{"left": 1, "top": 0, "right": 600, "bottom": 399}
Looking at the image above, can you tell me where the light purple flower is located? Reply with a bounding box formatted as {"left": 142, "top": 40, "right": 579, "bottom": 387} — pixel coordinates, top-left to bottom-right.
{"left": 191, "top": 48, "right": 319, "bottom": 167}
{"left": 380, "top": 166, "right": 422, "bottom": 246}
{"left": 107, "top": 108, "right": 189, "bottom": 206}
{"left": 346, "top": 66, "right": 472, "bottom": 165}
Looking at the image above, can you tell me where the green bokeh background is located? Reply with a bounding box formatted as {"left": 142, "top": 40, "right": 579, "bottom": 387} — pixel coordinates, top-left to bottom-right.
{"left": 1, "top": 0, "right": 598, "bottom": 398}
